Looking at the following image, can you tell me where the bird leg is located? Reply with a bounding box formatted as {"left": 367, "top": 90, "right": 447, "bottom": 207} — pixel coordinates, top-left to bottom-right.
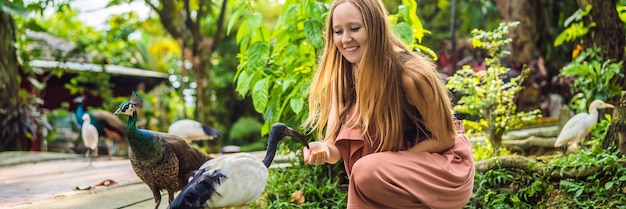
{"left": 104, "top": 138, "right": 113, "bottom": 160}
{"left": 560, "top": 144, "right": 568, "bottom": 155}
{"left": 85, "top": 149, "right": 93, "bottom": 167}
{"left": 152, "top": 188, "right": 161, "bottom": 209}
{"left": 168, "top": 190, "right": 175, "bottom": 204}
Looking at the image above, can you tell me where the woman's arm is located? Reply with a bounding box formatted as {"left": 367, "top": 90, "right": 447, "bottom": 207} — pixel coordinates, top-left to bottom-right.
{"left": 304, "top": 107, "right": 342, "bottom": 165}
{"left": 402, "top": 64, "right": 456, "bottom": 153}
{"left": 303, "top": 141, "right": 342, "bottom": 165}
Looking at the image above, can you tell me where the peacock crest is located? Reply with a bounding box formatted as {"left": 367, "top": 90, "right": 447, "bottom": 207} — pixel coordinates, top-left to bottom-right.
{"left": 114, "top": 91, "right": 143, "bottom": 116}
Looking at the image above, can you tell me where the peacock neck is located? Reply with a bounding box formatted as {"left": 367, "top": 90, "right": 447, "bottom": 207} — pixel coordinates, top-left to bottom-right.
{"left": 76, "top": 103, "right": 85, "bottom": 124}
{"left": 125, "top": 111, "right": 163, "bottom": 158}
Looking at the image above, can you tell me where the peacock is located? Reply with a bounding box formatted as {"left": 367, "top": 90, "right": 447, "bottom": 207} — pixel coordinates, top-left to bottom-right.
{"left": 169, "top": 123, "right": 310, "bottom": 209}
{"left": 113, "top": 91, "right": 213, "bottom": 209}
{"left": 168, "top": 119, "right": 222, "bottom": 144}
{"left": 81, "top": 113, "right": 99, "bottom": 167}
{"left": 74, "top": 95, "right": 126, "bottom": 157}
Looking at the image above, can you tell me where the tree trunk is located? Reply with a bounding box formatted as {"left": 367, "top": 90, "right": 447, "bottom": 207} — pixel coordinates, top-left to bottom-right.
{"left": 0, "top": 11, "right": 20, "bottom": 151}
{"left": 475, "top": 155, "right": 626, "bottom": 179}
{"left": 577, "top": 0, "right": 624, "bottom": 63}
{"left": 192, "top": 38, "right": 214, "bottom": 125}
{"left": 577, "top": 0, "right": 626, "bottom": 151}
{"left": 147, "top": 0, "right": 226, "bottom": 131}
{"left": 502, "top": 136, "right": 557, "bottom": 155}
{"left": 604, "top": 91, "right": 626, "bottom": 155}
{"left": 493, "top": 0, "right": 539, "bottom": 64}
{"left": 578, "top": 0, "right": 625, "bottom": 93}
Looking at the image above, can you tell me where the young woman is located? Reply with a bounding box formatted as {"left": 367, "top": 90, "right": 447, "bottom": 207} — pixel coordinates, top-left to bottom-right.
{"left": 302, "top": 0, "right": 475, "bottom": 208}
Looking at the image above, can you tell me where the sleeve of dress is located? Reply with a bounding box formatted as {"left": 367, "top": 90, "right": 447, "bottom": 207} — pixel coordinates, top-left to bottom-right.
{"left": 402, "top": 61, "right": 456, "bottom": 142}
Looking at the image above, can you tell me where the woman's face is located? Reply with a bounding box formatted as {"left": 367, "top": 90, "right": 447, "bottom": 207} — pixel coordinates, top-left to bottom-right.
{"left": 332, "top": 2, "right": 367, "bottom": 64}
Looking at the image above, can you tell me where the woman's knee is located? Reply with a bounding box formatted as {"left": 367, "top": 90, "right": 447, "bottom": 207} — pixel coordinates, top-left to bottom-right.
{"left": 351, "top": 153, "right": 393, "bottom": 184}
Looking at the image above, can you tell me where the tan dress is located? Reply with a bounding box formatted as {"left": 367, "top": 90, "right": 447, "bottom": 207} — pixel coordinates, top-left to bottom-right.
{"left": 336, "top": 115, "right": 475, "bottom": 209}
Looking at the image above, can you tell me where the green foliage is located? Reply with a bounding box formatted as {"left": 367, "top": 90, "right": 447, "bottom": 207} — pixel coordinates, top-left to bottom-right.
{"left": 251, "top": 148, "right": 348, "bottom": 209}
{"left": 559, "top": 47, "right": 624, "bottom": 113}
{"left": 619, "top": 4, "right": 626, "bottom": 23}
{"left": 1, "top": 0, "right": 29, "bottom": 17}
{"left": 446, "top": 22, "right": 541, "bottom": 155}
{"left": 553, "top": 5, "right": 595, "bottom": 47}
{"left": 44, "top": 106, "right": 78, "bottom": 142}
{"left": 231, "top": 0, "right": 327, "bottom": 135}
{"left": 227, "top": 117, "right": 263, "bottom": 147}
{"left": 543, "top": 147, "right": 626, "bottom": 208}
{"left": 467, "top": 119, "right": 626, "bottom": 208}
{"left": 388, "top": 0, "right": 436, "bottom": 59}
{"left": 466, "top": 168, "right": 536, "bottom": 209}
{"left": 232, "top": 0, "right": 435, "bottom": 135}
{"left": 0, "top": 91, "right": 51, "bottom": 151}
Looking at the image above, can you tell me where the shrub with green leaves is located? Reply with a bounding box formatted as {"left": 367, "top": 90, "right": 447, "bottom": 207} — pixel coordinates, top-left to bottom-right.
{"left": 251, "top": 155, "right": 348, "bottom": 209}
{"left": 446, "top": 22, "right": 541, "bottom": 156}
{"left": 559, "top": 47, "right": 624, "bottom": 113}
{"left": 229, "top": 0, "right": 433, "bottom": 134}
{"left": 467, "top": 114, "right": 626, "bottom": 208}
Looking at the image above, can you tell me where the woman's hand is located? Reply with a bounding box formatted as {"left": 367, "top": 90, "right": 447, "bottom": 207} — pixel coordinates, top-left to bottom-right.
{"left": 303, "top": 141, "right": 331, "bottom": 165}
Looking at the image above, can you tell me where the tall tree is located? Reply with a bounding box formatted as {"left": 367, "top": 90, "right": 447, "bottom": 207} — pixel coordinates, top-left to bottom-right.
{"left": 141, "top": 0, "right": 228, "bottom": 125}
{"left": 577, "top": 0, "right": 626, "bottom": 154}
{"left": 578, "top": 0, "right": 625, "bottom": 64}
{"left": 0, "top": 8, "right": 20, "bottom": 151}
{"left": 493, "top": 0, "right": 540, "bottom": 64}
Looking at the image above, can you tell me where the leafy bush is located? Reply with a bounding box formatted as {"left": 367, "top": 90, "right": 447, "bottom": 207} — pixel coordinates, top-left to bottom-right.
{"left": 227, "top": 116, "right": 263, "bottom": 147}
{"left": 447, "top": 22, "right": 541, "bottom": 155}
{"left": 559, "top": 47, "right": 624, "bottom": 113}
{"left": 1, "top": 91, "right": 51, "bottom": 151}
{"left": 251, "top": 146, "right": 348, "bottom": 209}
{"left": 467, "top": 115, "right": 626, "bottom": 208}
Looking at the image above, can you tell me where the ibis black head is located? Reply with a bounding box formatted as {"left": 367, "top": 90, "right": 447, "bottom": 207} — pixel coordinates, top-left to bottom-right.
{"left": 113, "top": 91, "right": 143, "bottom": 116}
{"left": 261, "top": 123, "right": 310, "bottom": 167}
{"left": 269, "top": 123, "right": 309, "bottom": 149}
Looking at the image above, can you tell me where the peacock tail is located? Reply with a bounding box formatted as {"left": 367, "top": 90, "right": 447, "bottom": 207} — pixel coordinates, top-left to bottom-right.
{"left": 75, "top": 101, "right": 126, "bottom": 139}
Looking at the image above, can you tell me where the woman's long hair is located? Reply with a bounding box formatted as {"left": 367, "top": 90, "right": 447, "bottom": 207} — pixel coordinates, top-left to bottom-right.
{"left": 305, "top": 0, "right": 454, "bottom": 152}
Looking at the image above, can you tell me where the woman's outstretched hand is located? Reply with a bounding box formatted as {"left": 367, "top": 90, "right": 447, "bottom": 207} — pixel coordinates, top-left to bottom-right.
{"left": 303, "top": 141, "right": 331, "bottom": 165}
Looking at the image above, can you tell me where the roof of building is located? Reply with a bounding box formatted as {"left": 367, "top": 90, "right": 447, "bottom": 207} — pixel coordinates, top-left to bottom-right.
{"left": 29, "top": 60, "right": 169, "bottom": 79}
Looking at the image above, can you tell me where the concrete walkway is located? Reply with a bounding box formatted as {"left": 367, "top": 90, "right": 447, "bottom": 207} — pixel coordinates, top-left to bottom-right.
{"left": 0, "top": 151, "right": 283, "bottom": 209}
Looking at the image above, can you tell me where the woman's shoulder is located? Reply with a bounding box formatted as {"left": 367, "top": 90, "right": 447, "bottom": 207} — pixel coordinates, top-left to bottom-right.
{"left": 401, "top": 56, "right": 437, "bottom": 80}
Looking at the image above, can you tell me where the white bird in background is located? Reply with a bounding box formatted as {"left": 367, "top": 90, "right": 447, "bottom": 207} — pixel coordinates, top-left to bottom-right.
{"left": 554, "top": 99, "right": 615, "bottom": 152}
{"left": 168, "top": 123, "right": 310, "bottom": 209}
{"left": 168, "top": 119, "right": 222, "bottom": 144}
{"left": 81, "top": 114, "right": 100, "bottom": 167}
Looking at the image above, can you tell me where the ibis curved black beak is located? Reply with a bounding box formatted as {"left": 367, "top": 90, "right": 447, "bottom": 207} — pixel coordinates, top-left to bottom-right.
{"left": 286, "top": 126, "right": 310, "bottom": 149}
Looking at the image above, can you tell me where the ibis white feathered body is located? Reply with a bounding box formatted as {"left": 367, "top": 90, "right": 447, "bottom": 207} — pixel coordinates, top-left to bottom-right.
{"left": 81, "top": 114, "right": 100, "bottom": 166}
{"left": 169, "top": 123, "right": 310, "bottom": 209}
{"left": 168, "top": 119, "right": 222, "bottom": 144}
{"left": 200, "top": 153, "right": 268, "bottom": 208}
{"left": 554, "top": 100, "right": 614, "bottom": 149}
